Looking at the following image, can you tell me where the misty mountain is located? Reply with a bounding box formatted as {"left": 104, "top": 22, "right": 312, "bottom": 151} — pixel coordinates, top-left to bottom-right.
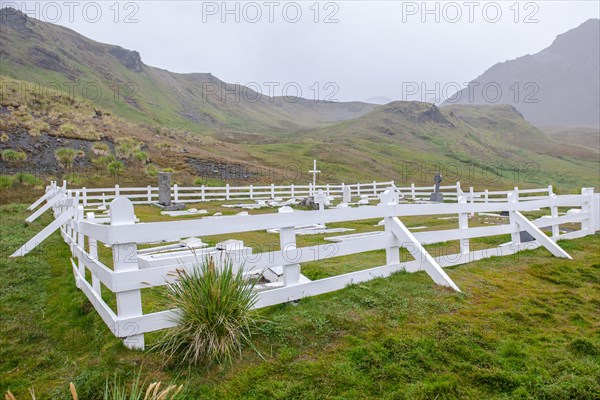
{"left": 442, "top": 19, "right": 600, "bottom": 129}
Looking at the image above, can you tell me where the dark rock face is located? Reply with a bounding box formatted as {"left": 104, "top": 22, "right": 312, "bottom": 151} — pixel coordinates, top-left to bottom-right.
{"left": 28, "top": 46, "right": 70, "bottom": 74}
{"left": 0, "top": 7, "right": 29, "bottom": 32}
{"left": 381, "top": 102, "right": 453, "bottom": 126}
{"left": 417, "top": 105, "right": 454, "bottom": 126}
{"left": 108, "top": 47, "right": 144, "bottom": 72}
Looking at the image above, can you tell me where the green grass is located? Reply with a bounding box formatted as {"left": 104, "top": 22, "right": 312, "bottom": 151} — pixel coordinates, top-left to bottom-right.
{"left": 1, "top": 203, "right": 599, "bottom": 399}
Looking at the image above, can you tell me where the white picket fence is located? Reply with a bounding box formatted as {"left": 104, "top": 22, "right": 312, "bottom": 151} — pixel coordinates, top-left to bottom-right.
{"left": 56, "top": 180, "right": 555, "bottom": 207}
{"left": 12, "top": 181, "right": 599, "bottom": 350}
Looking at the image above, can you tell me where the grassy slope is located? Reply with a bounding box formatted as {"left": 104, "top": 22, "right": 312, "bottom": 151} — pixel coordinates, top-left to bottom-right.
{"left": 0, "top": 9, "right": 375, "bottom": 133}
{"left": 1, "top": 203, "right": 599, "bottom": 399}
{"left": 541, "top": 126, "right": 600, "bottom": 154}
{"left": 242, "top": 102, "right": 600, "bottom": 191}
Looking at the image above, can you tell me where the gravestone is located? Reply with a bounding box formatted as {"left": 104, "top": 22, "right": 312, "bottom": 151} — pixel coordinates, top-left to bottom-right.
{"left": 314, "top": 189, "right": 330, "bottom": 211}
{"left": 158, "top": 172, "right": 172, "bottom": 206}
{"left": 154, "top": 172, "right": 185, "bottom": 211}
{"left": 429, "top": 173, "right": 444, "bottom": 202}
{"left": 342, "top": 184, "right": 351, "bottom": 203}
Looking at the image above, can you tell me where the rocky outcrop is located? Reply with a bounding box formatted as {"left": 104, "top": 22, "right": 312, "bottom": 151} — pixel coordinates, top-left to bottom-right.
{"left": 108, "top": 47, "right": 144, "bottom": 72}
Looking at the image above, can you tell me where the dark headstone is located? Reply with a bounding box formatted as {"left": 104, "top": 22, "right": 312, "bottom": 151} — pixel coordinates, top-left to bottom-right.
{"left": 429, "top": 172, "right": 444, "bottom": 202}
{"left": 158, "top": 172, "right": 172, "bottom": 206}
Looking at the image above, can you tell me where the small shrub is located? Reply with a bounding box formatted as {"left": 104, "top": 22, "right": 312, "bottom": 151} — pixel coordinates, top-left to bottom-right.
{"left": 107, "top": 160, "right": 125, "bottom": 178}
{"left": 55, "top": 147, "right": 76, "bottom": 169}
{"left": 23, "top": 119, "right": 49, "bottom": 136}
{"left": 155, "top": 142, "right": 174, "bottom": 151}
{"left": 59, "top": 123, "right": 77, "bottom": 135}
{"left": 0, "top": 175, "right": 14, "bottom": 189}
{"left": 153, "top": 257, "right": 261, "bottom": 366}
{"left": 193, "top": 177, "right": 204, "bottom": 186}
{"left": 115, "top": 138, "right": 143, "bottom": 159}
{"left": 0, "top": 133, "right": 9, "bottom": 143}
{"left": 92, "top": 142, "right": 110, "bottom": 156}
{"left": 1, "top": 149, "right": 27, "bottom": 164}
{"left": 134, "top": 150, "right": 148, "bottom": 163}
{"left": 145, "top": 163, "right": 158, "bottom": 178}
{"left": 92, "top": 154, "right": 115, "bottom": 170}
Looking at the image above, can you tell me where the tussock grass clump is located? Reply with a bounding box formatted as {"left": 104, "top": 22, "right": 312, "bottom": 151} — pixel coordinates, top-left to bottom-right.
{"left": 4, "top": 379, "right": 182, "bottom": 400}
{"left": 1, "top": 149, "right": 27, "bottom": 164}
{"left": 55, "top": 147, "right": 77, "bottom": 169}
{"left": 154, "top": 257, "right": 260, "bottom": 367}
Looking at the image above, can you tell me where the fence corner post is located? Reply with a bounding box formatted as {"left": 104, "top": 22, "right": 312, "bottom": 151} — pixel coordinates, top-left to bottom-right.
{"left": 110, "top": 197, "right": 144, "bottom": 350}
{"left": 581, "top": 187, "right": 595, "bottom": 232}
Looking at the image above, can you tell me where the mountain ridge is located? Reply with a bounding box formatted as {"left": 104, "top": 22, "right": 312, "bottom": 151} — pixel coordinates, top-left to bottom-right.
{"left": 0, "top": 7, "right": 377, "bottom": 134}
{"left": 442, "top": 18, "right": 600, "bottom": 129}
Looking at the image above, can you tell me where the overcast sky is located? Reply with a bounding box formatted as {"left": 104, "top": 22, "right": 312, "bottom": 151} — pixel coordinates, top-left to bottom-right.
{"left": 6, "top": 1, "right": 599, "bottom": 103}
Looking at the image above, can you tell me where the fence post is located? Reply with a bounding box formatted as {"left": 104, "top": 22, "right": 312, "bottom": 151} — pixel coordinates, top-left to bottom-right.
{"left": 373, "top": 181, "right": 377, "bottom": 195}
{"left": 225, "top": 183, "right": 230, "bottom": 200}
{"left": 484, "top": 189, "right": 489, "bottom": 203}
{"left": 548, "top": 185, "right": 559, "bottom": 237}
{"left": 469, "top": 186, "right": 475, "bottom": 217}
{"left": 326, "top": 183, "right": 330, "bottom": 196}
{"left": 115, "top": 184, "right": 120, "bottom": 197}
{"left": 458, "top": 195, "right": 470, "bottom": 255}
{"left": 174, "top": 184, "right": 179, "bottom": 203}
{"left": 87, "top": 212, "right": 101, "bottom": 295}
{"left": 280, "top": 225, "right": 300, "bottom": 286}
{"left": 82, "top": 187, "right": 87, "bottom": 207}
{"left": 291, "top": 184, "right": 295, "bottom": 199}
{"left": 75, "top": 204, "right": 85, "bottom": 288}
{"left": 147, "top": 186, "right": 152, "bottom": 203}
{"left": 380, "top": 192, "right": 400, "bottom": 265}
{"left": 201, "top": 185, "right": 205, "bottom": 202}
{"left": 411, "top": 183, "right": 416, "bottom": 201}
{"left": 357, "top": 183, "right": 361, "bottom": 197}
{"left": 508, "top": 191, "right": 520, "bottom": 246}
{"left": 581, "top": 188, "right": 595, "bottom": 233}
{"left": 271, "top": 183, "right": 275, "bottom": 199}
{"left": 110, "top": 198, "right": 144, "bottom": 350}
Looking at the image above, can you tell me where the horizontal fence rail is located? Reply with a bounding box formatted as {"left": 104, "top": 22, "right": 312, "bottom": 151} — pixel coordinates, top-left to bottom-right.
{"left": 13, "top": 180, "right": 599, "bottom": 350}
{"left": 57, "top": 180, "right": 557, "bottom": 208}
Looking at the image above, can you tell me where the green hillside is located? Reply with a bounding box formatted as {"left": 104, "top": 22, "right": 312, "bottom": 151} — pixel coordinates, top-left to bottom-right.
{"left": 1, "top": 8, "right": 598, "bottom": 194}
{"left": 0, "top": 8, "right": 375, "bottom": 133}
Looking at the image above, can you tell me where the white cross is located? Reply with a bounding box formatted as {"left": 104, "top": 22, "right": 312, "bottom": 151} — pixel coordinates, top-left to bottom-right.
{"left": 309, "top": 159, "right": 321, "bottom": 194}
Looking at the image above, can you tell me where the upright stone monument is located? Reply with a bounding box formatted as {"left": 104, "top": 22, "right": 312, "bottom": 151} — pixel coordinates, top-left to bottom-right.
{"left": 342, "top": 184, "right": 351, "bottom": 203}
{"left": 158, "top": 172, "right": 172, "bottom": 206}
{"left": 429, "top": 173, "right": 444, "bottom": 202}
{"left": 154, "top": 172, "right": 185, "bottom": 211}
